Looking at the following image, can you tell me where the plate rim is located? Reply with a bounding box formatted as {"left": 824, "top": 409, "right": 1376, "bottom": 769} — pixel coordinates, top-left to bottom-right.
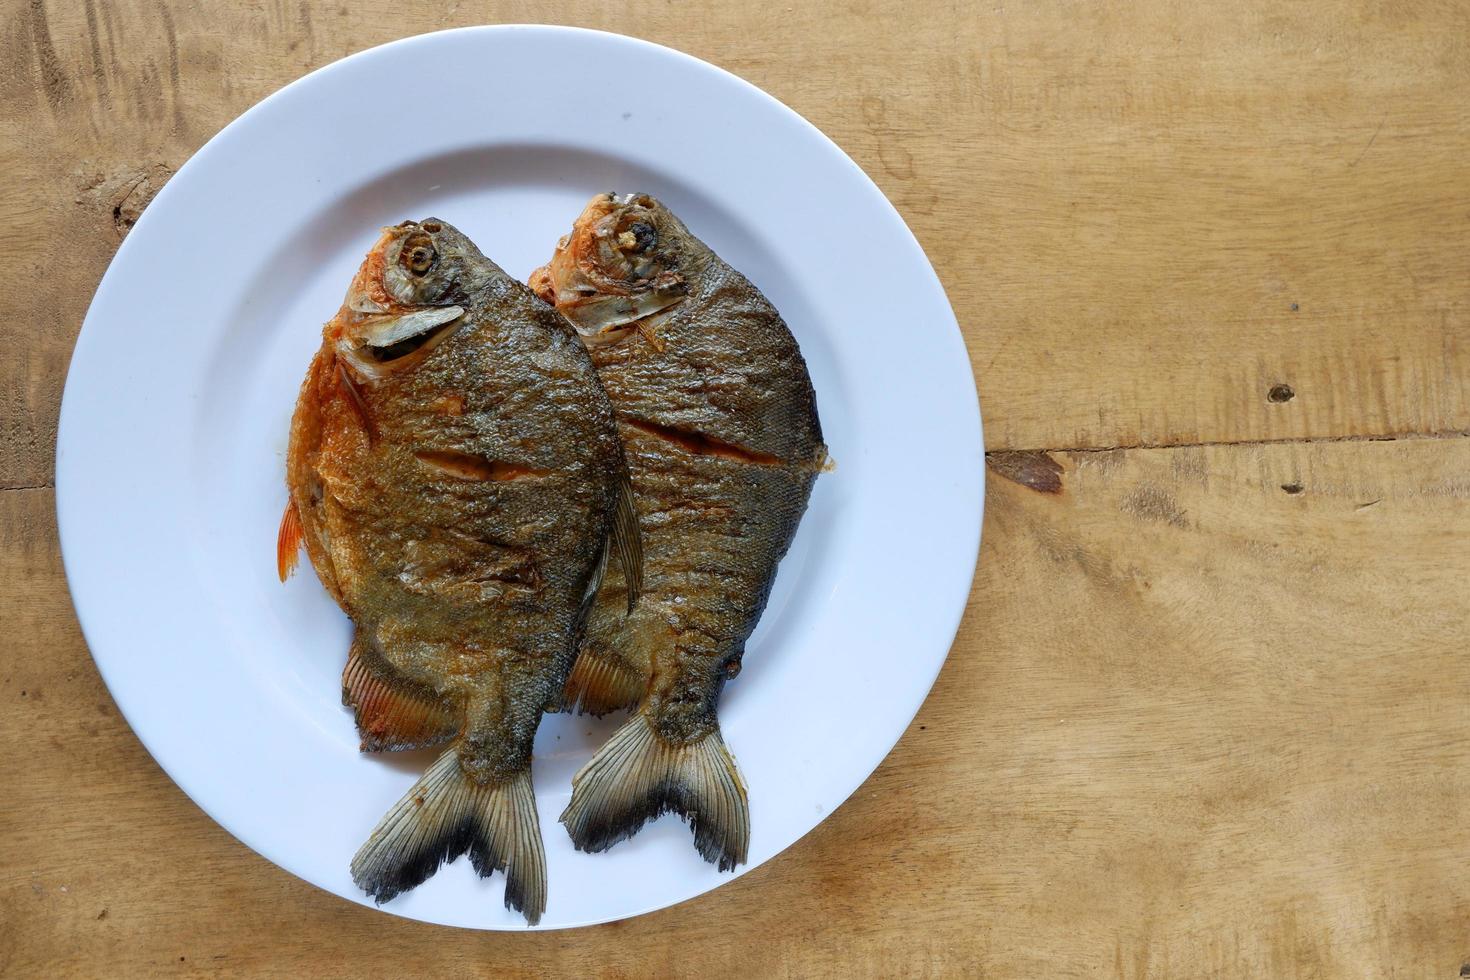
{"left": 55, "top": 23, "right": 985, "bottom": 930}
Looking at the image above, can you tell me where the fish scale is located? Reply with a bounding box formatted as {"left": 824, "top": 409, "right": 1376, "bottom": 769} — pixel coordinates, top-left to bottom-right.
{"left": 279, "top": 218, "right": 641, "bottom": 925}
{"left": 531, "top": 193, "right": 825, "bottom": 871}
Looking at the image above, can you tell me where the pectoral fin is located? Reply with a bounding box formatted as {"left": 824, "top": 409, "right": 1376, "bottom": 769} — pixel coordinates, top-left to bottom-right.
{"left": 276, "top": 498, "right": 303, "bottom": 583}
{"left": 336, "top": 361, "right": 378, "bottom": 443}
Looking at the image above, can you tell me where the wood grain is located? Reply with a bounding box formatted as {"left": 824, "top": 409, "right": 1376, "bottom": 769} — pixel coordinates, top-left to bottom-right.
{"left": 4, "top": 0, "right": 1470, "bottom": 975}
{"left": 7, "top": 440, "right": 1470, "bottom": 976}
{"left": 3, "top": 0, "right": 1469, "bottom": 481}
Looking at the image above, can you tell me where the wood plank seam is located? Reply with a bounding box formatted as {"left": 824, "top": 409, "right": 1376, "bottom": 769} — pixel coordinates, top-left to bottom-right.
{"left": 14, "top": 428, "right": 1470, "bottom": 498}
{"left": 984, "top": 427, "right": 1470, "bottom": 458}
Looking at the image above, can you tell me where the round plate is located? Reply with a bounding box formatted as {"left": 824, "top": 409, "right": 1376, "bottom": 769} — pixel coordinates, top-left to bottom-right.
{"left": 56, "top": 26, "right": 982, "bottom": 930}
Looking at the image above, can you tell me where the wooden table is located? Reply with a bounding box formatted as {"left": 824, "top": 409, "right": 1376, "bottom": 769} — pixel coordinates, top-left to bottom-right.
{"left": 4, "top": 1, "right": 1468, "bottom": 975}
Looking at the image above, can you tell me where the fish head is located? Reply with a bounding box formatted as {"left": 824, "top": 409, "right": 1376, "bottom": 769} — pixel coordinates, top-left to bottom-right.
{"left": 345, "top": 218, "right": 489, "bottom": 312}
{"left": 335, "top": 219, "right": 489, "bottom": 377}
{"left": 531, "top": 193, "right": 690, "bottom": 346}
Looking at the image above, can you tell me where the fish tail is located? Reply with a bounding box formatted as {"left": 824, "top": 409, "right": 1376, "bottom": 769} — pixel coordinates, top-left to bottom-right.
{"left": 560, "top": 712, "right": 749, "bottom": 871}
{"left": 558, "top": 650, "right": 644, "bottom": 716}
{"left": 351, "top": 747, "right": 547, "bottom": 925}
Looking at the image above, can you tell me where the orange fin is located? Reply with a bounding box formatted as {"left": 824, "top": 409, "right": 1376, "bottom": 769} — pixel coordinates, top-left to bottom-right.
{"left": 343, "top": 641, "right": 458, "bottom": 752}
{"left": 336, "top": 360, "right": 378, "bottom": 444}
{"left": 557, "top": 648, "right": 645, "bottom": 716}
{"left": 277, "top": 498, "right": 303, "bottom": 583}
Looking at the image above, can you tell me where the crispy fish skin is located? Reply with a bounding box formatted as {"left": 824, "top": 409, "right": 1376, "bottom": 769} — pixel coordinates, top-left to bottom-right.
{"left": 282, "top": 219, "right": 630, "bottom": 924}
{"left": 531, "top": 194, "right": 825, "bottom": 869}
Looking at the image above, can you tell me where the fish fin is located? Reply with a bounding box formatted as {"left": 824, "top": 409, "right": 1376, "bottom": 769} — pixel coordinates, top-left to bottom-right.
{"left": 611, "top": 476, "right": 643, "bottom": 612}
{"left": 336, "top": 359, "right": 378, "bottom": 443}
{"left": 558, "top": 649, "right": 644, "bottom": 716}
{"left": 276, "top": 498, "right": 303, "bottom": 583}
{"left": 342, "top": 642, "right": 458, "bottom": 752}
{"left": 574, "top": 533, "right": 611, "bottom": 633}
{"left": 351, "top": 748, "right": 547, "bottom": 925}
{"left": 560, "top": 712, "right": 749, "bottom": 870}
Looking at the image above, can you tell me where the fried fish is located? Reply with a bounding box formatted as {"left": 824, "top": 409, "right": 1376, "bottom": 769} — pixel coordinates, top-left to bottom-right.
{"left": 531, "top": 193, "right": 825, "bottom": 869}
{"left": 279, "top": 218, "right": 639, "bottom": 924}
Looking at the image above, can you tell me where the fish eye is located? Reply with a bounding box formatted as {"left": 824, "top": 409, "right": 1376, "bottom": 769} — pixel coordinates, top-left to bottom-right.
{"left": 616, "top": 221, "right": 658, "bottom": 254}
{"left": 629, "top": 222, "right": 657, "bottom": 252}
{"left": 402, "top": 233, "right": 438, "bottom": 276}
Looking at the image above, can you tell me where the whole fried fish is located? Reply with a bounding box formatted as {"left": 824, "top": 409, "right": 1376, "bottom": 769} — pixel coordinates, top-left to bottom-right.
{"left": 279, "top": 218, "right": 639, "bottom": 925}
{"left": 530, "top": 193, "right": 825, "bottom": 869}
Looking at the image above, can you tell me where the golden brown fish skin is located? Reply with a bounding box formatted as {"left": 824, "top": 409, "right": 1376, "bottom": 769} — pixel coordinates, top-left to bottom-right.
{"left": 284, "top": 219, "right": 628, "bottom": 923}
{"left": 533, "top": 193, "right": 825, "bottom": 868}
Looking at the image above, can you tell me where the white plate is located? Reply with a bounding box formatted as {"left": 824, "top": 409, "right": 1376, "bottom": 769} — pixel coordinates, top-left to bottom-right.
{"left": 56, "top": 26, "right": 982, "bottom": 930}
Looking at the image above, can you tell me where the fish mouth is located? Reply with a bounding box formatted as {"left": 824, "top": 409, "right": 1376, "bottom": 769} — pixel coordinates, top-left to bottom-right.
{"left": 561, "top": 287, "right": 686, "bottom": 346}
{"left": 336, "top": 305, "right": 465, "bottom": 379}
